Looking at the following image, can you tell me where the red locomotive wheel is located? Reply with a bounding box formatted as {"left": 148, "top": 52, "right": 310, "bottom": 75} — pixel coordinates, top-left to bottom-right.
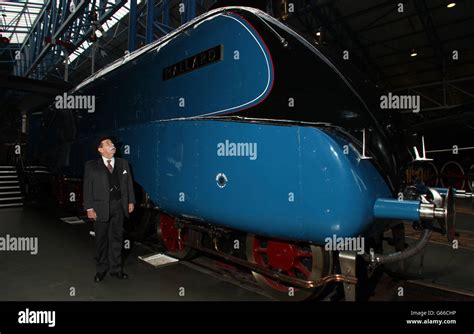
{"left": 440, "top": 161, "right": 465, "bottom": 190}
{"left": 246, "top": 234, "right": 333, "bottom": 301}
{"left": 157, "top": 212, "right": 199, "bottom": 259}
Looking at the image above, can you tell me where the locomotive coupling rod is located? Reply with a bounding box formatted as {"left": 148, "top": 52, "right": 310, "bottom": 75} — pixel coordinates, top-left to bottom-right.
{"left": 187, "top": 242, "right": 357, "bottom": 289}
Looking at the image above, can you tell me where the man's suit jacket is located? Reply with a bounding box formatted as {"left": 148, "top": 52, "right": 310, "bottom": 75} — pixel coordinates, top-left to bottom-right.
{"left": 83, "top": 157, "right": 136, "bottom": 221}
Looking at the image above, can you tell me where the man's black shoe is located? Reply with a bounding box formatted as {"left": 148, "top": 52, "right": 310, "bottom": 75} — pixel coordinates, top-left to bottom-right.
{"left": 110, "top": 271, "right": 128, "bottom": 279}
{"left": 94, "top": 272, "right": 106, "bottom": 283}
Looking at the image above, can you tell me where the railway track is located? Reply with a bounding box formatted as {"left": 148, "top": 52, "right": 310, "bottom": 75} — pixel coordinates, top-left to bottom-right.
{"left": 135, "top": 239, "right": 277, "bottom": 300}
{"left": 135, "top": 239, "right": 474, "bottom": 302}
{"left": 370, "top": 274, "right": 474, "bottom": 301}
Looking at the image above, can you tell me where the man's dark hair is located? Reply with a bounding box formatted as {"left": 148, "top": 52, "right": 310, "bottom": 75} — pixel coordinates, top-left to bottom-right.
{"left": 97, "top": 136, "right": 114, "bottom": 148}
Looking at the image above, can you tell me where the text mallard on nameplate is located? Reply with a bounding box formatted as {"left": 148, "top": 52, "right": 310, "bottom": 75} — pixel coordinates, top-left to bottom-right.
{"left": 162, "top": 45, "right": 223, "bottom": 81}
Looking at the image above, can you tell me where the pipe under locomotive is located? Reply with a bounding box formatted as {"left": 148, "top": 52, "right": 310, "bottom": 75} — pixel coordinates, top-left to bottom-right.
{"left": 31, "top": 6, "right": 468, "bottom": 300}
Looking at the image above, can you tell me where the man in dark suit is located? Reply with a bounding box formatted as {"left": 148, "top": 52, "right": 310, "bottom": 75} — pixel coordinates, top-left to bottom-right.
{"left": 83, "top": 136, "right": 136, "bottom": 282}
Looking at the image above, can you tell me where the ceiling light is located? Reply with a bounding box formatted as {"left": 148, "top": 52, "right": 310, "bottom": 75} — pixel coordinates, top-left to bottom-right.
{"left": 447, "top": 2, "right": 456, "bottom": 8}
{"left": 410, "top": 49, "right": 418, "bottom": 57}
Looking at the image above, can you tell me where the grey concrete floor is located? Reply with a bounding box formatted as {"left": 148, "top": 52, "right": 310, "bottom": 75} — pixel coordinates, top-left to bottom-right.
{"left": 454, "top": 199, "right": 474, "bottom": 232}
{"left": 386, "top": 209, "right": 474, "bottom": 293}
{"left": 1, "top": 204, "right": 472, "bottom": 301}
{"left": 0, "top": 207, "right": 269, "bottom": 301}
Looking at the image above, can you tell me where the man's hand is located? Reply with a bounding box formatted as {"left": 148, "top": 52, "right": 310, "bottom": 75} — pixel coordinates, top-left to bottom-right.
{"left": 128, "top": 203, "right": 135, "bottom": 214}
{"left": 87, "top": 209, "right": 97, "bottom": 221}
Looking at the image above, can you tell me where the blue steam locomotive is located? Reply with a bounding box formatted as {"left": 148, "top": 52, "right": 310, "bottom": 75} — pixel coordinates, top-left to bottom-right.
{"left": 29, "top": 6, "right": 467, "bottom": 300}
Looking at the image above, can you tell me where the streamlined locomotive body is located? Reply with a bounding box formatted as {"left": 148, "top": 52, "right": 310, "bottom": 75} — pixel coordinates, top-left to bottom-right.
{"left": 31, "top": 7, "right": 465, "bottom": 300}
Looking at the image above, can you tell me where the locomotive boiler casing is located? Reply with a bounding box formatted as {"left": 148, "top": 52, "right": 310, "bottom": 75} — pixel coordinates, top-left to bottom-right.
{"left": 38, "top": 7, "right": 412, "bottom": 244}
{"left": 113, "top": 120, "right": 393, "bottom": 244}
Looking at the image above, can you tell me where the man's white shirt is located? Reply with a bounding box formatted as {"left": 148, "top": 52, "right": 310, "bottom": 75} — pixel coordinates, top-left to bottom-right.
{"left": 102, "top": 156, "right": 115, "bottom": 168}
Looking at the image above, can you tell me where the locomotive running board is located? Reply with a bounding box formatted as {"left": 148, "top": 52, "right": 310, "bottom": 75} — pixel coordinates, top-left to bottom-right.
{"left": 186, "top": 241, "right": 357, "bottom": 290}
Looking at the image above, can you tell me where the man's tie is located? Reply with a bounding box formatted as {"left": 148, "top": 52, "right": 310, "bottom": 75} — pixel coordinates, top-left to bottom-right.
{"left": 106, "top": 160, "right": 113, "bottom": 174}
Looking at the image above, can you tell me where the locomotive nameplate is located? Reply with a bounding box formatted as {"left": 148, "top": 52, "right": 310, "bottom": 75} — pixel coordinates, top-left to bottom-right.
{"left": 162, "top": 45, "right": 223, "bottom": 81}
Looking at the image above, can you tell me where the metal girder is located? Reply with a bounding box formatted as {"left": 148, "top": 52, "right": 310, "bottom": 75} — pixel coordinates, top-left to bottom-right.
{"left": 0, "top": 1, "right": 43, "bottom": 45}
{"left": 20, "top": 0, "right": 214, "bottom": 81}
{"left": 392, "top": 76, "right": 474, "bottom": 112}
{"left": 337, "top": 0, "right": 399, "bottom": 23}
{"left": 69, "top": 23, "right": 130, "bottom": 79}
{"left": 385, "top": 59, "right": 474, "bottom": 80}
{"left": 414, "top": 0, "right": 448, "bottom": 100}
{"left": 162, "top": 0, "right": 170, "bottom": 28}
{"left": 373, "top": 32, "right": 474, "bottom": 61}
{"left": 146, "top": 0, "right": 154, "bottom": 43}
{"left": 138, "top": 0, "right": 211, "bottom": 46}
{"left": 186, "top": 0, "right": 196, "bottom": 24}
{"left": 393, "top": 76, "right": 474, "bottom": 91}
{"left": 14, "top": 0, "right": 127, "bottom": 80}
{"left": 413, "top": 0, "right": 445, "bottom": 70}
{"left": 129, "top": 0, "right": 138, "bottom": 51}
{"left": 359, "top": 1, "right": 466, "bottom": 33}
{"left": 361, "top": 16, "right": 474, "bottom": 50}
{"left": 130, "top": 0, "right": 200, "bottom": 50}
